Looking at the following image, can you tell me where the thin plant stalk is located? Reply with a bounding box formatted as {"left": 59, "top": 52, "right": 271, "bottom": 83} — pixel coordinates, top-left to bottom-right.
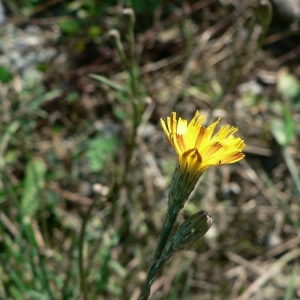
{"left": 138, "top": 207, "right": 179, "bottom": 300}
{"left": 79, "top": 199, "right": 97, "bottom": 300}
{"left": 108, "top": 16, "right": 143, "bottom": 188}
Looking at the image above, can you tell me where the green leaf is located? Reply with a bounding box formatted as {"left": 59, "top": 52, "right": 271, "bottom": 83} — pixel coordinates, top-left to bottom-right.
{"left": 284, "top": 264, "right": 298, "bottom": 300}
{"left": 271, "top": 119, "right": 288, "bottom": 146}
{"left": 59, "top": 19, "right": 81, "bottom": 35}
{"left": 21, "top": 158, "right": 47, "bottom": 219}
{"left": 112, "top": 107, "right": 127, "bottom": 121}
{"left": 8, "top": 286, "right": 25, "bottom": 300}
{"left": 89, "top": 74, "right": 124, "bottom": 92}
{"left": 87, "top": 133, "right": 118, "bottom": 172}
{"left": 282, "top": 106, "right": 295, "bottom": 144}
{"left": 0, "top": 65, "right": 13, "bottom": 83}
{"left": 26, "top": 290, "right": 49, "bottom": 300}
{"left": 270, "top": 106, "right": 295, "bottom": 146}
{"left": 277, "top": 70, "right": 300, "bottom": 104}
{"left": 88, "top": 25, "right": 102, "bottom": 38}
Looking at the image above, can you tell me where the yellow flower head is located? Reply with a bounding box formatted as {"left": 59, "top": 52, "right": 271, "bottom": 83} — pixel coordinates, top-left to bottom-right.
{"left": 161, "top": 111, "right": 245, "bottom": 176}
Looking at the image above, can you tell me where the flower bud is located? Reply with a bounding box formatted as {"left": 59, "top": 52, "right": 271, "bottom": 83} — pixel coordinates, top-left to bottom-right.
{"left": 162, "top": 211, "right": 212, "bottom": 260}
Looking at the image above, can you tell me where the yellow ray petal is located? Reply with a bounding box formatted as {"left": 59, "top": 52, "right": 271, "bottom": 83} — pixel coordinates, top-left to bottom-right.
{"left": 161, "top": 111, "right": 245, "bottom": 176}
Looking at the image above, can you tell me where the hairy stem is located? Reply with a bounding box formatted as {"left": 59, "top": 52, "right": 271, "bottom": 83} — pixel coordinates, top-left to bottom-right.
{"left": 138, "top": 207, "right": 179, "bottom": 300}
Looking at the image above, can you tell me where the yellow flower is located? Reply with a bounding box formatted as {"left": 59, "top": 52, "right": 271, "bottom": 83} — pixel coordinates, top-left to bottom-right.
{"left": 161, "top": 111, "right": 245, "bottom": 176}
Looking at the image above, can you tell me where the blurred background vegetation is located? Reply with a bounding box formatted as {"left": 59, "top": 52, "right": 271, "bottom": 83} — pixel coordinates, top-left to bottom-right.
{"left": 0, "top": 0, "right": 300, "bottom": 299}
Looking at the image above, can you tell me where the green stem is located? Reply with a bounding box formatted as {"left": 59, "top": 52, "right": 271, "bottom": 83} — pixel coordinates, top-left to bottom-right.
{"left": 153, "top": 209, "right": 179, "bottom": 261}
{"left": 138, "top": 258, "right": 166, "bottom": 300}
{"left": 110, "top": 28, "right": 141, "bottom": 188}
{"left": 122, "top": 102, "right": 139, "bottom": 187}
{"left": 138, "top": 207, "right": 179, "bottom": 300}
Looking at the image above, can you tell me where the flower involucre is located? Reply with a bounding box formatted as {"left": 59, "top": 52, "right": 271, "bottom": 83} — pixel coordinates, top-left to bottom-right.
{"left": 161, "top": 111, "right": 245, "bottom": 176}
